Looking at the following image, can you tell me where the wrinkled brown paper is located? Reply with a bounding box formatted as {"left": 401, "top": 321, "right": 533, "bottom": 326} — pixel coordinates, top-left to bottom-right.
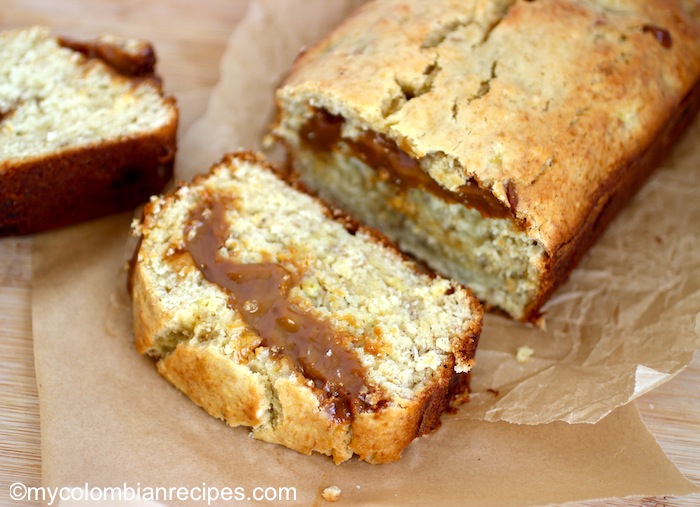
{"left": 32, "top": 0, "right": 700, "bottom": 505}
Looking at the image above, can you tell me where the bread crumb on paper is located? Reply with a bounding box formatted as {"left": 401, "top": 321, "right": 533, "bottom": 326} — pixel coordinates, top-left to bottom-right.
{"left": 516, "top": 345, "right": 534, "bottom": 363}
{"left": 322, "top": 486, "right": 341, "bottom": 502}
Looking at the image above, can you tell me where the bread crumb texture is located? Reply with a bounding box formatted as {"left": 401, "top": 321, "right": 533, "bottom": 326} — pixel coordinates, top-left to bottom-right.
{"left": 516, "top": 345, "right": 534, "bottom": 363}
{"left": 0, "top": 26, "right": 173, "bottom": 162}
{"left": 131, "top": 152, "right": 482, "bottom": 464}
{"left": 322, "top": 486, "right": 342, "bottom": 502}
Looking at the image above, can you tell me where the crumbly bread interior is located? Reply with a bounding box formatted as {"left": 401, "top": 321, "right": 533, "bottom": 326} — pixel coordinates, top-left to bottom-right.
{"left": 283, "top": 146, "right": 544, "bottom": 320}
{"left": 131, "top": 152, "right": 481, "bottom": 463}
{"left": 0, "top": 26, "right": 174, "bottom": 164}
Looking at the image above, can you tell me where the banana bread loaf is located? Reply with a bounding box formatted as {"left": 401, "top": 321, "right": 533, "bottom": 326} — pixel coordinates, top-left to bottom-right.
{"left": 0, "top": 26, "right": 178, "bottom": 235}
{"left": 273, "top": 0, "right": 700, "bottom": 321}
{"left": 130, "top": 151, "right": 482, "bottom": 464}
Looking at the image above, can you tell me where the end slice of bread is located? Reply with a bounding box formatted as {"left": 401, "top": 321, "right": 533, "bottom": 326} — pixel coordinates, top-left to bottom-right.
{"left": 130, "top": 151, "right": 482, "bottom": 464}
{"left": 272, "top": 0, "right": 700, "bottom": 322}
{"left": 0, "top": 26, "right": 178, "bottom": 235}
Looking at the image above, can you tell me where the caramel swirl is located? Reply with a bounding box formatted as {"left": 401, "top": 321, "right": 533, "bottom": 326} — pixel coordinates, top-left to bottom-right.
{"left": 300, "top": 108, "right": 513, "bottom": 218}
{"left": 184, "top": 198, "right": 372, "bottom": 422}
{"left": 58, "top": 36, "right": 156, "bottom": 76}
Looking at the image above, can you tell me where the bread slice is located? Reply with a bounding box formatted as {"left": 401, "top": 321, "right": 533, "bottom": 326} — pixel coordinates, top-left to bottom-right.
{"left": 273, "top": 0, "right": 700, "bottom": 321}
{"left": 0, "top": 26, "right": 178, "bottom": 235}
{"left": 130, "top": 151, "right": 481, "bottom": 464}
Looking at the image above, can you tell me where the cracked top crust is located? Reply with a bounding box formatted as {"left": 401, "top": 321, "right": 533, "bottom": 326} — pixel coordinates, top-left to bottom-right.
{"left": 277, "top": 0, "right": 700, "bottom": 253}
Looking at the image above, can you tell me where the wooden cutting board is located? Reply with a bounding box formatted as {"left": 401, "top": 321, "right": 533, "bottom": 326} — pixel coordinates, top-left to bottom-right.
{"left": 0, "top": 2, "right": 698, "bottom": 506}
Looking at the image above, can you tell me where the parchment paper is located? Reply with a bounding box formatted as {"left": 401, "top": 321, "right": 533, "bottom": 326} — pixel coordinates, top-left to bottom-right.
{"left": 32, "top": 0, "right": 700, "bottom": 505}
{"left": 30, "top": 211, "right": 700, "bottom": 506}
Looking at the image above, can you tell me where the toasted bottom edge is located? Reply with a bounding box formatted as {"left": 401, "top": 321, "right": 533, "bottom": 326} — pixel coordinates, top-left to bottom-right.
{"left": 154, "top": 341, "right": 466, "bottom": 464}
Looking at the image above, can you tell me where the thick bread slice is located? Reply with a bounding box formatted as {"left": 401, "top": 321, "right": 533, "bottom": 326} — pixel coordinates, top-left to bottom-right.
{"left": 0, "top": 26, "right": 178, "bottom": 235}
{"left": 130, "top": 151, "right": 481, "bottom": 464}
{"left": 273, "top": 0, "right": 700, "bottom": 321}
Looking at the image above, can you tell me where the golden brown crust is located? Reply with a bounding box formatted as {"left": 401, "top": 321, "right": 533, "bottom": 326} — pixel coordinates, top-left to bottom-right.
{"left": 253, "top": 376, "right": 355, "bottom": 463}
{"left": 153, "top": 343, "right": 466, "bottom": 464}
{"left": 157, "top": 343, "right": 268, "bottom": 428}
{"left": 131, "top": 240, "right": 162, "bottom": 357}
{"left": 524, "top": 75, "right": 700, "bottom": 322}
{"left": 0, "top": 117, "right": 176, "bottom": 236}
{"left": 275, "top": 0, "right": 700, "bottom": 321}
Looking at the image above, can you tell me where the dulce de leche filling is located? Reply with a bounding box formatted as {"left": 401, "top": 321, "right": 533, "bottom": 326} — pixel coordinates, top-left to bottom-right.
{"left": 58, "top": 36, "right": 157, "bottom": 77}
{"left": 299, "top": 108, "right": 514, "bottom": 219}
{"left": 183, "top": 198, "right": 376, "bottom": 422}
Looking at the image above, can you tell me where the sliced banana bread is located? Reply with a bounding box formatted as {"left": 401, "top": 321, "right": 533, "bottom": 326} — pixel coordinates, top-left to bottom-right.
{"left": 130, "top": 151, "right": 481, "bottom": 464}
{"left": 0, "top": 26, "right": 178, "bottom": 235}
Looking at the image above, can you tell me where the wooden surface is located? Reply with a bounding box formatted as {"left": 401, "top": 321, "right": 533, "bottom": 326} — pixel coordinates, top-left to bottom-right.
{"left": 0, "top": 2, "right": 698, "bottom": 506}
